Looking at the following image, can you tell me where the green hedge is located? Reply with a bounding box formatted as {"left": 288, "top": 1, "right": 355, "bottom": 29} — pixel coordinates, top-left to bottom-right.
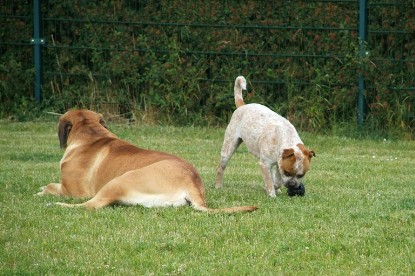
{"left": 1, "top": 1, "right": 414, "bottom": 137}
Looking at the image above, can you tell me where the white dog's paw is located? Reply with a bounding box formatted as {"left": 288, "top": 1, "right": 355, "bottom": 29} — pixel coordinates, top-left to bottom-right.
{"left": 275, "top": 188, "right": 282, "bottom": 195}
{"left": 268, "top": 189, "right": 276, "bottom": 198}
{"left": 263, "top": 185, "right": 277, "bottom": 197}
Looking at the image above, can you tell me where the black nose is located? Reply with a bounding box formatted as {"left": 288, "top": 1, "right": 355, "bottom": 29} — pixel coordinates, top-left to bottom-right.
{"left": 286, "top": 180, "right": 298, "bottom": 188}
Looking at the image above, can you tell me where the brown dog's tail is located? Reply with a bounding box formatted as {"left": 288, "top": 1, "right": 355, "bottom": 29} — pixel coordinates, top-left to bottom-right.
{"left": 190, "top": 192, "right": 258, "bottom": 213}
{"left": 195, "top": 205, "right": 258, "bottom": 213}
{"left": 56, "top": 199, "right": 258, "bottom": 213}
{"left": 56, "top": 200, "right": 258, "bottom": 213}
{"left": 234, "top": 76, "right": 247, "bottom": 108}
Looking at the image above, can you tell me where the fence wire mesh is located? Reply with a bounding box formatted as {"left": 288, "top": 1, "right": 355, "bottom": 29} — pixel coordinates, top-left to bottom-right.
{"left": 1, "top": 0, "right": 414, "bottom": 131}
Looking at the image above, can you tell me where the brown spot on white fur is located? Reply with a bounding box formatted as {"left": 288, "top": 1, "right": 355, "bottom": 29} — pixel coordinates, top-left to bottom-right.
{"left": 298, "top": 143, "right": 316, "bottom": 160}
{"left": 282, "top": 148, "right": 295, "bottom": 159}
{"left": 280, "top": 144, "right": 315, "bottom": 178}
{"left": 280, "top": 149, "right": 296, "bottom": 176}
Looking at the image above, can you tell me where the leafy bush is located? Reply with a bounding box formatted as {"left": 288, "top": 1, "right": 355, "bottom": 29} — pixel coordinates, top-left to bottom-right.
{"left": 1, "top": 1, "right": 413, "bottom": 137}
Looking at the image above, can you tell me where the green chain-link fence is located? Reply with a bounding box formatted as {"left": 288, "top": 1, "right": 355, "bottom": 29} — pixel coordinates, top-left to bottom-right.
{"left": 1, "top": 0, "right": 414, "bottom": 133}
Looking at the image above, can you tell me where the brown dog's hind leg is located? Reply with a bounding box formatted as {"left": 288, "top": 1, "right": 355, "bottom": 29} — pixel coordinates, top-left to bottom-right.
{"left": 36, "top": 183, "right": 67, "bottom": 196}
{"left": 56, "top": 177, "right": 128, "bottom": 209}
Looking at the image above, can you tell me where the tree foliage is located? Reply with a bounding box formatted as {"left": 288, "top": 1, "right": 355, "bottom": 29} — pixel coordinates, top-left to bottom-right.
{"left": 1, "top": 1, "right": 414, "bottom": 137}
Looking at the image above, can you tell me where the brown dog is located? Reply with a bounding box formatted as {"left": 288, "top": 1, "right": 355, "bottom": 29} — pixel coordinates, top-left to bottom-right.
{"left": 37, "top": 109, "right": 257, "bottom": 213}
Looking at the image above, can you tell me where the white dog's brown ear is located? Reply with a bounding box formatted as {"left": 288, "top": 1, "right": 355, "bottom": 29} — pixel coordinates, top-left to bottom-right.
{"left": 297, "top": 144, "right": 315, "bottom": 159}
{"left": 282, "top": 148, "right": 295, "bottom": 159}
{"left": 303, "top": 149, "right": 315, "bottom": 161}
{"left": 58, "top": 120, "right": 72, "bottom": 149}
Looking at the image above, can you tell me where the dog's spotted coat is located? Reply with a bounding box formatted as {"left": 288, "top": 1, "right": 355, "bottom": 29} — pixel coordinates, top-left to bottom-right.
{"left": 216, "top": 76, "right": 315, "bottom": 197}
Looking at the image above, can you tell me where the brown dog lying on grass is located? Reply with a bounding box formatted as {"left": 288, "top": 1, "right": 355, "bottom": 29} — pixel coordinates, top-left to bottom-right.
{"left": 36, "top": 109, "right": 257, "bottom": 213}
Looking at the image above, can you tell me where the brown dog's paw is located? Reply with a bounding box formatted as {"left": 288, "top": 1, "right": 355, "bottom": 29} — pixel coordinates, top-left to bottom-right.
{"left": 35, "top": 186, "right": 46, "bottom": 196}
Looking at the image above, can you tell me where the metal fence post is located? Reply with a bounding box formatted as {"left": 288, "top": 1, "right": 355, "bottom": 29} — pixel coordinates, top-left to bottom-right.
{"left": 358, "top": 0, "right": 368, "bottom": 128}
{"left": 31, "top": 0, "right": 44, "bottom": 103}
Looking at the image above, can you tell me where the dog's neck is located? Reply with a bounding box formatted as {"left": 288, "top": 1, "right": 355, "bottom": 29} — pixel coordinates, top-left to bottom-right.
{"left": 275, "top": 121, "right": 303, "bottom": 151}
{"left": 68, "top": 122, "right": 116, "bottom": 146}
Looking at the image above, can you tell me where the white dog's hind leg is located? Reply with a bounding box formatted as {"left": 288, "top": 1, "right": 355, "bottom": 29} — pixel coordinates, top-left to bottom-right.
{"left": 215, "top": 137, "right": 242, "bottom": 188}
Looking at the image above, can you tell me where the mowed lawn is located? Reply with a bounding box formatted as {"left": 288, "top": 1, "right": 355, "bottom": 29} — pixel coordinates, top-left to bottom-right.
{"left": 0, "top": 120, "right": 414, "bottom": 275}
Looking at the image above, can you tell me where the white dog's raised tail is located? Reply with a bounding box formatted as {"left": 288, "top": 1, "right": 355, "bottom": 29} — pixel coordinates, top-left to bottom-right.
{"left": 234, "top": 76, "right": 247, "bottom": 108}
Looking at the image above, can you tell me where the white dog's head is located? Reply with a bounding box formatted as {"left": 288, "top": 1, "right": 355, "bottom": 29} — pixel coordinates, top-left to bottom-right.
{"left": 279, "top": 144, "right": 315, "bottom": 188}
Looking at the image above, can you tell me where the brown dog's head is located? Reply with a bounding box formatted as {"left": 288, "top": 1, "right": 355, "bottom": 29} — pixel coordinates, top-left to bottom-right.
{"left": 58, "top": 109, "right": 108, "bottom": 149}
{"left": 278, "top": 143, "right": 315, "bottom": 188}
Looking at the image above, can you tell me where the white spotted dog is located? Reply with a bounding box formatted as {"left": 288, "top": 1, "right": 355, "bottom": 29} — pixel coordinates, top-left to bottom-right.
{"left": 216, "top": 76, "right": 315, "bottom": 197}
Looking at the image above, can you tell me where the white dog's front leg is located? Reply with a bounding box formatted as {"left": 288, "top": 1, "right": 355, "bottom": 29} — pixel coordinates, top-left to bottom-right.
{"left": 260, "top": 163, "right": 276, "bottom": 197}
{"left": 215, "top": 159, "right": 226, "bottom": 188}
{"left": 271, "top": 166, "right": 283, "bottom": 195}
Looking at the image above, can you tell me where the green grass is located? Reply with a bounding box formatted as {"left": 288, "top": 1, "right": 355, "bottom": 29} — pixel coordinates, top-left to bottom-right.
{"left": 1, "top": 120, "right": 414, "bottom": 275}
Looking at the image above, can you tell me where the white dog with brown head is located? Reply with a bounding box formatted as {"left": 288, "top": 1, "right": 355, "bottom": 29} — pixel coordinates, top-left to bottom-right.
{"left": 216, "top": 76, "right": 315, "bottom": 197}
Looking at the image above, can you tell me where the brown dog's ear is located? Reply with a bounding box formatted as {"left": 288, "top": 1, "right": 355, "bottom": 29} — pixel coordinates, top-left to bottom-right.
{"left": 309, "top": 150, "right": 316, "bottom": 158}
{"left": 282, "top": 148, "right": 295, "bottom": 159}
{"left": 98, "top": 113, "right": 108, "bottom": 129}
{"left": 58, "top": 120, "right": 72, "bottom": 149}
